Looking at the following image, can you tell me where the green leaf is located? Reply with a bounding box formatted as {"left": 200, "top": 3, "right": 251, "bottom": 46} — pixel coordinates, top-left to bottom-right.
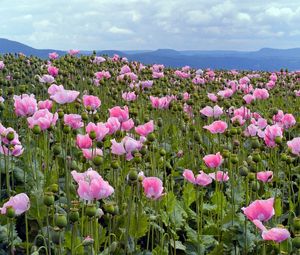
{"left": 183, "top": 183, "right": 196, "bottom": 207}
{"left": 129, "top": 212, "right": 149, "bottom": 238}
{"left": 274, "top": 197, "right": 282, "bottom": 217}
{"left": 170, "top": 240, "right": 186, "bottom": 251}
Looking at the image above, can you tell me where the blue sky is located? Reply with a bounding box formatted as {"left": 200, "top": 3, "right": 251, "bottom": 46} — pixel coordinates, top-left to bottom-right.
{"left": 0, "top": 0, "right": 299, "bottom": 50}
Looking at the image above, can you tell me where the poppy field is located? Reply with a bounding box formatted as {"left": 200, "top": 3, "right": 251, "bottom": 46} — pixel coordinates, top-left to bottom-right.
{"left": 0, "top": 51, "right": 299, "bottom": 254}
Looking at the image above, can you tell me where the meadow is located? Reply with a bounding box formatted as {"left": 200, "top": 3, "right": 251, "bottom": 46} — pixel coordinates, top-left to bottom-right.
{"left": 0, "top": 51, "right": 299, "bottom": 254}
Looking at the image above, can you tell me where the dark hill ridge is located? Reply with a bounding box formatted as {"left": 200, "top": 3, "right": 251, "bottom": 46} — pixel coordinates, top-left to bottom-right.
{"left": 1, "top": 38, "right": 300, "bottom": 71}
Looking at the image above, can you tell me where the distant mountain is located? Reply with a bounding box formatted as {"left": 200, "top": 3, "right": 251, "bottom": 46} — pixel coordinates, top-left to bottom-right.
{"left": 1, "top": 38, "right": 300, "bottom": 71}
{"left": 0, "top": 38, "right": 65, "bottom": 58}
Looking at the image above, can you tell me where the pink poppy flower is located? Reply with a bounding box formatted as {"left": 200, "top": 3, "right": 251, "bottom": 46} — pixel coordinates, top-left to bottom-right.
{"left": 48, "top": 66, "right": 59, "bottom": 77}
{"left": 195, "top": 171, "right": 213, "bottom": 186}
{"left": 82, "top": 148, "right": 103, "bottom": 159}
{"left": 261, "top": 227, "right": 290, "bottom": 243}
{"left": 49, "top": 52, "right": 58, "bottom": 59}
{"left": 0, "top": 61, "right": 5, "bottom": 70}
{"left": 68, "top": 49, "right": 80, "bottom": 56}
{"left": 242, "top": 198, "right": 275, "bottom": 222}
{"left": 183, "top": 169, "right": 196, "bottom": 183}
{"left": 142, "top": 177, "right": 164, "bottom": 200}
{"left": 203, "top": 152, "right": 223, "bottom": 168}
{"left": 76, "top": 175, "right": 114, "bottom": 201}
{"left": 120, "top": 65, "right": 131, "bottom": 74}
{"left": 105, "top": 117, "right": 121, "bottom": 134}
{"left": 38, "top": 74, "right": 55, "bottom": 84}
{"left": 287, "top": 137, "right": 300, "bottom": 155}
{"left": 0, "top": 193, "right": 30, "bottom": 215}
{"left": 264, "top": 125, "right": 283, "bottom": 148}
{"left": 281, "top": 114, "right": 296, "bottom": 129}
{"left": 121, "top": 119, "right": 135, "bottom": 131}
{"left": 86, "top": 122, "right": 109, "bottom": 141}
{"left": 122, "top": 92, "right": 137, "bottom": 102}
{"left": 243, "top": 94, "right": 255, "bottom": 104}
{"left": 83, "top": 95, "right": 101, "bottom": 110}
{"left": 257, "top": 171, "right": 273, "bottom": 183}
{"left": 209, "top": 171, "right": 229, "bottom": 182}
{"left": 200, "top": 105, "right": 223, "bottom": 118}
{"left": 64, "top": 114, "right": 84, "bottom": 129}
{"left": 76, "top": 134, "right": 92, "bottom": 149}
{"left": 109, "top": 106, "right": 129, "bottom": 122}
{"left": 207, "top": 93, "right": 218, "bottom": 102}
{"left": 135, "top": 120, "right": 154, "bottom": 137}
{"left": 27, "top": 109, "right": 58, "bottom": 130}
{"left": 50, "top": 89, "right": 80, "bottom": 104}
{"left": 203, "top": 120, "right": 227, "bottom": 134}
{"left": 253, "top": 88, "right": 269, "bottom": 100}
{"left": 38, "top": 99, "right": 53, "bottom": 110}
{"left": 14, "top": 94, "right": 37, "bottom": 117}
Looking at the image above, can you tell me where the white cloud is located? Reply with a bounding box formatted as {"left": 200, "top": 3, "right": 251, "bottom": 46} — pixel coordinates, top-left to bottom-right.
{"left": 0, "top": 0, "right": 299, "bottom": 50}
{"left": 108, "top": 26, "right": 134, "bottom": 35}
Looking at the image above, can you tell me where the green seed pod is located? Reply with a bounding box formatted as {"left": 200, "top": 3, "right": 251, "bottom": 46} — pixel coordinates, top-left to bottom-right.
{"left": 50, "top": 184, "right": 59, "bottom": 193}
{"left": 51, "top": 227, "right": 61, "bottom": 245}
{"left": 111, "top": 161, "right": 120, "bottom": 169}
{"left": 128, "top": 169, "right": 138, "bottom": 181}
{"left": 159, "top": 149, "right": 166, "bottom": 156}
{"left": 86, "top": 204, "right": 97, "bottom": 218}
{"left": 81, "top": 112, "right": 88, "bottom": 121}
{"left": 53, "top": 144, "right": 61, "bottom": 156}
{"left": 89, "top": 130, "right": 97, "bottom": 140}
{"left": 93, "top": 156, "right": 103, "bottom": 166}
{"left": 275, "top": 136, "right": 282, "bottom": 145}
{"left": 292, "top": 236, "right": 300, "bottom": 249}
{"left": 6, "top": 207, "right": 15, "bottom": 218}
{"left": 6, "top": 131, "right": 15, "bottom": 141}
{"left": 55, "top": 214, "right": 67, "bottom": 229}
{"left": 32, "top": 125, "right": 41, "bottom": 135}
{"left": 239, "top": 166, "right": 249, "bottom": 177}
{"left": 63, "top": 125, "right": 71, "bottom": 134}
{"left": 251, "top": 181, "right": 260, "bottom": 191}
{"left": 231, "top": 154, "right": 239, "bottom": 164}
{"left": 293, "top": 218, "right": 300, "bottom": 231}
{"left": 148, "top": 133, "right": 156, "bottom": 142}
{"left": 43, "top": 192, "right": 55, "bottom": 207}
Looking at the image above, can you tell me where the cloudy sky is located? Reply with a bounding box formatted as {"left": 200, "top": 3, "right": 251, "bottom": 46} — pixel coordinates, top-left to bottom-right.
{"left": 0, "top": 0, "right": 299, "bottom": 51}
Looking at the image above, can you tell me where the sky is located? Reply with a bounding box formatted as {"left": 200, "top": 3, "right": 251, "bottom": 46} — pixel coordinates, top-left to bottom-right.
{"left": 0, "top": 0, "right": 300, "bottom": 51}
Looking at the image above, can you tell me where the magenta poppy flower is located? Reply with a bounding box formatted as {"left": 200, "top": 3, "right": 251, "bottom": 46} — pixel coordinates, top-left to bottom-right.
{"left": 122, "top": 92, "right": 137, "bottom": 102}
{"left": 264, "top": 124, "right": 283, "bottom": 148}
{"left": 253, "top": 88, "right": 269, "bottom": 100}
{"left": 50, "top": 89, "right": 80, "bottom": 104}
{"left": 82, "top": 148, "right": 103, "bottom": 159}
